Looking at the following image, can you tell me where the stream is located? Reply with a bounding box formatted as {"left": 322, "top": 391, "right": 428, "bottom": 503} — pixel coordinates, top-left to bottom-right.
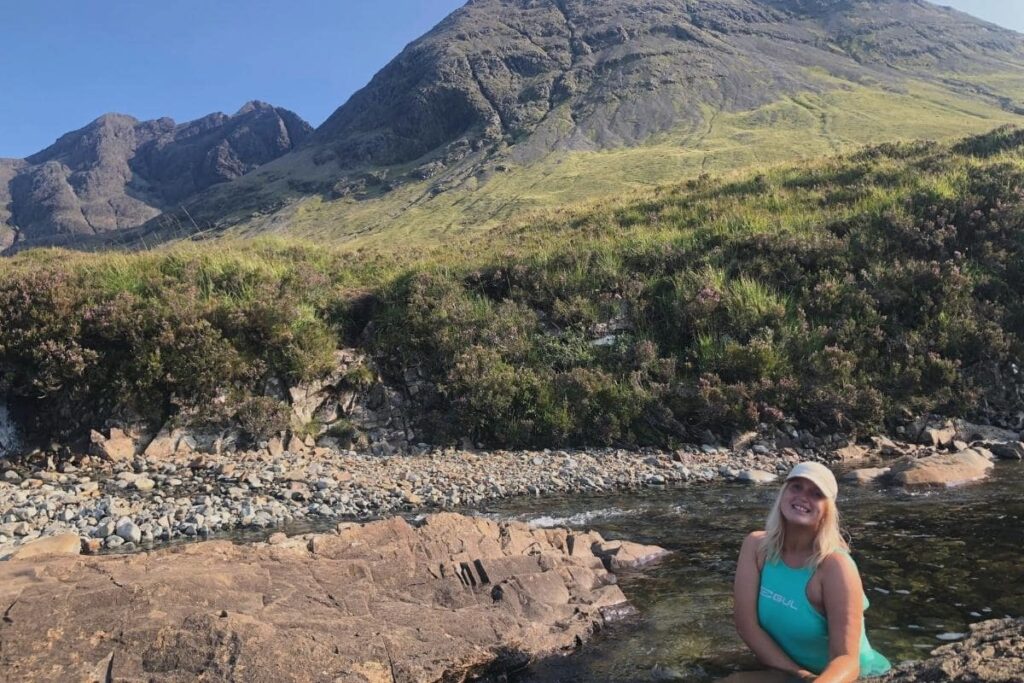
{"left": 480, "top": 462, "right": 1024, "bottom": 682}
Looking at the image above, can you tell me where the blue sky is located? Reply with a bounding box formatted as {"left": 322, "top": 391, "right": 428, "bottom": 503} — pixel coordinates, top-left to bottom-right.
{"left": 0, "top": 0, "right": 1020, "bottom": 158}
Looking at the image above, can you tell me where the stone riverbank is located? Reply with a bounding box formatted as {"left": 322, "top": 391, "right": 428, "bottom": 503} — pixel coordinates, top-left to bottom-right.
{"left": 2, "top": 416, "right": 1022, "bottom": 558}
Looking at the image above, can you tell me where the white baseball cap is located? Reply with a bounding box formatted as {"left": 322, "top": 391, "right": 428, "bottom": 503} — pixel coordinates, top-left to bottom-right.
{"left": 786, "top": 461, "right": 838, "bottom": 501}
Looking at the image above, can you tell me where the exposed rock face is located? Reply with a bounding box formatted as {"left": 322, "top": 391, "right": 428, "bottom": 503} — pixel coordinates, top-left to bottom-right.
{"left": 880, "top": 618, "right": 1024, "bottom": 682}
{"left": 0, "top": 512, "right": 665, "bottom": 682}
{"left": 313, "top": 0, "right": 1024, "bottom": 168}
{"left": 109, "top": 0, "right": 1024, "bottom": 247}
{"left": 1, "top": 102, "right": 311, "bottom": 250}
{"left": 888, "top": 448, "right": 995, "bottom": 487}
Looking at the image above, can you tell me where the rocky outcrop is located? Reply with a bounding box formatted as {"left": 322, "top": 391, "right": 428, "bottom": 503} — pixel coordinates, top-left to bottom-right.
{"left": 0, "top": 513, "right": 665, "bottom": 682}
{"left": 2, "top": 102, "right": 311, "bottom": 251}
{"left": 880, "top": 618, "right": 1024, "bottom": 682}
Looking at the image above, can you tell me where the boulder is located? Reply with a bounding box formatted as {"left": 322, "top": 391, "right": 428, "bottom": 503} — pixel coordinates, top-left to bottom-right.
{"left": 920, "top": 425, "right": 956, "bottom": 448}
{"left": 842, "top": 467, "right": 890, "bottom": 486}
{"left": 142, "top": 424, "right": 181, "bottom": 459}
{"left": 592, "top": 539, "right": 671, "bottom": 570}
{"left": 834, "top": 444, "right": 868, "bottom": 462}
{"left": 0, "top": 513, "right": 664, "bottom": 682}
{"left": 5, "top": 533, "right": 82, "bottom": 561}
{"left": 954, "top": 419, "right": 1020, "bottom": 444}
{"left": 879, "top": 618, "right": 1023, "bottom": 682}
{"left": 988, "top": 441, "right": 1024, "bottom": 461}
{"left": 737, "top": 469, "right": 778, "bottom": 484}
{"left": 888, "top": 449, "right": 994, "bottom": 487}
{"left": 90, "top": 428, "right": 136, "bottom": 462}
{"left": 870, "top": 435, "right": 903, "bottom": 456}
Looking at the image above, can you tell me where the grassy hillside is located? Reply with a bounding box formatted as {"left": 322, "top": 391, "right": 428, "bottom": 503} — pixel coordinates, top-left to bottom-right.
{"left": 241, "top": 79, "right": 1024, "bottom": 248}
{"left": 3, "top": 126, "right": 1023, "bottom": 448}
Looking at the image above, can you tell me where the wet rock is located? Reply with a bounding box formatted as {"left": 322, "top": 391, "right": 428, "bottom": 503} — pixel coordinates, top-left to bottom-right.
{"left": 0, "top": 513, "right": 662, "bottom": 682}
{"left": 593, "top": 539, "right": 670, "bottom": 570}
{"left": 879, "top": 617, "right": 1023, "bottom": 682}
{"left": 888, "top": 449, "right": 994, "bottom": 487}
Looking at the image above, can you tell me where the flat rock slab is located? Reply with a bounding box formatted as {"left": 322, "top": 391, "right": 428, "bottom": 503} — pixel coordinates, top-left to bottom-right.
{"left": 0, "top": 513, "right": 664, "bottom": 682}
{"left": 888, "top": 449, "right": 994, "bottom": 487}
{"left": 880, "top": 618, "right": 1024, "bottom": 682}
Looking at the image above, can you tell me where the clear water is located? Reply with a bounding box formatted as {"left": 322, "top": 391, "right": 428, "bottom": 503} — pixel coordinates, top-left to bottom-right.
{"left": 478, "top": 463, "right": 1024, "bottom": 682}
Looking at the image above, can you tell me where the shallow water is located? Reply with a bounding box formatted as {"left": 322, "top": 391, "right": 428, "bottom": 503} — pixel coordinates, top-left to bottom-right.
{"left": 480, "top": 463, "right": 1024, "bottom": 682}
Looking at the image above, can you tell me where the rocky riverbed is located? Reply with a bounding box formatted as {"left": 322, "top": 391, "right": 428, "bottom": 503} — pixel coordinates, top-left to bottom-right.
{"left": 0, "top": 512, "right": 668, "bottom": 682}
{"left": 0, "top": 442, "right": 795, "bottom": 557}
{"left": 1, "top": 416, "right": 1022, "bottom": 558}
{"left": 880, "top": 617, "right": 1024, "bottom": 682}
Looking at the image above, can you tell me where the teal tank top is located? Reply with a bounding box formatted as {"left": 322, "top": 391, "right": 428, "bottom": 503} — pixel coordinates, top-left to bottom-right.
{"left": 757, "top": 552, "right": 891, "bottom": 677}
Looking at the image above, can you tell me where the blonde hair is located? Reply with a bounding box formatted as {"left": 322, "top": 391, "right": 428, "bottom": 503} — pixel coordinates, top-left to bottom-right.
{"left": 761, "top": 481, "right": 848, "bottom": 568}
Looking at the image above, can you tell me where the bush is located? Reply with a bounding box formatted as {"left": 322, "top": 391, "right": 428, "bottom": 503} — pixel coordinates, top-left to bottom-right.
{"left": 3, "top": 127, "right": 1023, "bottom": 448}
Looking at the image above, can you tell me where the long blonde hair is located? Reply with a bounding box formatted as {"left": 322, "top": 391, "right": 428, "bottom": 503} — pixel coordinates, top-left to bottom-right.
{"left": 762, "top": 481, "right": 848, "bottom": 568}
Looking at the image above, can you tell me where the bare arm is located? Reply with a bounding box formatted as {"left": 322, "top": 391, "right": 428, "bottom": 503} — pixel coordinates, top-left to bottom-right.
{"left": 733, "top": 532, "right": 815, "bottom": 679}
{"left": 814, "top": 554, "right": 863, "bottom": 683}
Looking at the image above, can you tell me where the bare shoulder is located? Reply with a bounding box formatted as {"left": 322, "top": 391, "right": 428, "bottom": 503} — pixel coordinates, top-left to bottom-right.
{"left": 743, "top": 530, "right": 767, "bottom": 546}
{"left": 819, "top": 552, "right": 862, "bottom": 587}
{"left": 739, "top": 531, "right": 767, "bottom": 567}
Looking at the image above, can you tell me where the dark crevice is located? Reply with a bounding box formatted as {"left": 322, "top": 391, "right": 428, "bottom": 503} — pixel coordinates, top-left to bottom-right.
{"left": 466, "top": 57, "right": 510, "bottom": 134}
{"left": 458, "top": 561, "right": 477, "bottom": 587}
{"left": 547, "top": 0, "right": 587, "bottom": 121}
{"left": 2, "top": 599, "right": 17, "bottom": 624}
{"left": 473, "top": 559, "right": 491, "bottom": 585}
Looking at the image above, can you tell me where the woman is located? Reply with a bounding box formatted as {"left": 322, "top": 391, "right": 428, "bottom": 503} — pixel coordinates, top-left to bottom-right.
{"left": 730, "top": 462, "right": 891, "bottom": 682}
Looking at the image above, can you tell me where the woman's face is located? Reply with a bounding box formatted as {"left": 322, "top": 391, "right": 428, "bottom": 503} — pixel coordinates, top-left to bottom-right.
{"left": 780, "top": 477, "right": 827, "bottom": 528}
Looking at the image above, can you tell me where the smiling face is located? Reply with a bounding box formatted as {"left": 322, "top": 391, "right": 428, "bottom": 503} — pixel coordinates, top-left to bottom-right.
{"left": 780, "top": 477, "right": 828, "bottom": 528}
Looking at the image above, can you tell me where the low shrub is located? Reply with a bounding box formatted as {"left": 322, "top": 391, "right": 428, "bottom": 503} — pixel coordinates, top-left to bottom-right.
{"left": 2, "top": 127, "right": 1022, "bottom": 448}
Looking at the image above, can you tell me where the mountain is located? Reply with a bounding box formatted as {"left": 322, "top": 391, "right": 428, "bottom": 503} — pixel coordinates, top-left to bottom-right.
{"left": 0, "top": 102, "right": 312, "bottom": 250}
{"left": 15, "top": 0, "right": 1024, "bottom": 251}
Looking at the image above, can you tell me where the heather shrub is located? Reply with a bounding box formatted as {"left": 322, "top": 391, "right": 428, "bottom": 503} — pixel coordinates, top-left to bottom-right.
{"left": 2, "top": 127, "right": 1022, "bottom": 448}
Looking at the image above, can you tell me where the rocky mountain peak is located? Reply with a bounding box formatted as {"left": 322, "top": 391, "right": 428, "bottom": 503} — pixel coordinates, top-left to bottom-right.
{"left": 1, "top": 104, "right": 313, "bottom": 250}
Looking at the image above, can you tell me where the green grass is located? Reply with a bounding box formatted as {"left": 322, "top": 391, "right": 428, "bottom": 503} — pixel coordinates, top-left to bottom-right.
{"left": 262, "top": 80, "right": 1024, "bottom": 250}
{"left": 3, "top": 127, "right": 1024, "bottom": 448}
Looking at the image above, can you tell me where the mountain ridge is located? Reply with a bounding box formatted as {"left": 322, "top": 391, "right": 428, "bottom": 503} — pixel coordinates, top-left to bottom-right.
{"left": 0, "top": 102, "right": 312, "bottom": 250}
{"left": 6, "top": 0, "right": 1024, "bottom": 252}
